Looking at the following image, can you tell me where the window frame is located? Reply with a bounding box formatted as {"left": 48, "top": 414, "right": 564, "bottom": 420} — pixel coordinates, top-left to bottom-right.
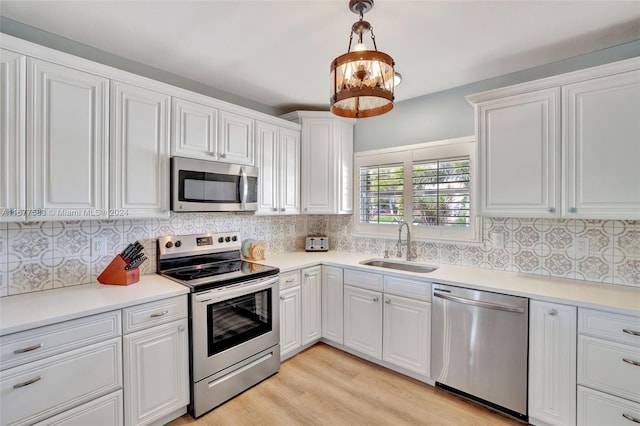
{"left": 353, "top": 136, "right": 481, "bottom": 243}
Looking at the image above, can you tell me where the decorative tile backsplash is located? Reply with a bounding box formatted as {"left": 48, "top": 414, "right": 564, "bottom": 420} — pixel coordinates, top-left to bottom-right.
{"left": 0, "top": 215, "right": 637, "bottom": 297}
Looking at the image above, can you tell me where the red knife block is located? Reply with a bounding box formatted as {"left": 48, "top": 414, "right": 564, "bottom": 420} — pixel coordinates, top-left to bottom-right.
{"left": 97, "top": 254, "right": 140, "bottom": 285}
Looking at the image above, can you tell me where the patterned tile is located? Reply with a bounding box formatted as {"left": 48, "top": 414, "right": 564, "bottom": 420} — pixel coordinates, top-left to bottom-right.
{"left": 614, "top": 259, "right": 639, "bottom": 286}
{"left": 7, "top": 228, "right": 53, "bottom": 262}
{"left": 542, "top": 252, "right": 573, "bottom": 277}
{"left": 458, "top": 245, "right": 485, "bottom": 267}
{"left": 7, "top": 259, "right": 53, "bottom": 295}
{"left": 52, "top": 227, "right": 92, "bottom": 258}
{"left": 0, "top": 262, "right": 6, "bottom": 297}
{"left": 514, "top": 250, "right": 540, "bottom": 273}
{"left": 52, "top": 256, "right": 92, "bottom": 288}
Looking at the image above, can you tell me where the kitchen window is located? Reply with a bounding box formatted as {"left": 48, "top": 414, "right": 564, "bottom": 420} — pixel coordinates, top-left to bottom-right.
{"left": 354, "top": 137, "right": 480, "bottom": 242}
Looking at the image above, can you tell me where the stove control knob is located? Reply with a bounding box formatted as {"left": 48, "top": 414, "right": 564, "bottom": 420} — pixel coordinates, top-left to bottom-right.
{"left": 231, "top": 236, "right": 238, "bottom": 241}
{"left": 175, "top": 240, "right": 182, "bottom": 248}
{"left": 165, "top": 241, "right": 174, "bottom": 249}
{"left": 225, "top": 236, "right": 231, "bottom": 242}
{"left": 218, "top": 237, "right": 224, "bottom": 243}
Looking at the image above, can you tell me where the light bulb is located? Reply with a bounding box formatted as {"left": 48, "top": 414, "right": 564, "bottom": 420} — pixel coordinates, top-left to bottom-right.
{"left": 353, "top": 42, "right": 367, "bottom": 52}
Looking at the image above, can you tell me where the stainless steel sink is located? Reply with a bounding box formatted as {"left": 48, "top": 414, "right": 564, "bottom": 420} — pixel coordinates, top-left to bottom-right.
{"left": 359, "top": 259, "right": 438, "bottom": 273}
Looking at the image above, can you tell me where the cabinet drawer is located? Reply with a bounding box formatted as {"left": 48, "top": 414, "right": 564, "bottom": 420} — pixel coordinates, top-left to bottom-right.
{"left": 578, "top": 335, "right": 640, "bottom": 403}
{"left": 122, "top": 295, "right": 187, "bottom": 334}
{"left": 578, "top": 386, "right": 640, "bottom": 426}
{"left": 579, "top": 308, "right": 640, "bottom": 347}
{"left": 344, "top": 269, "right": 383, "bottom": 292}
{"left": 279, "top": 270, "right": 301, "bottom": 290}
{"left": 0, "top": 310, "right": 121, "bottom": 371}
{"left": 33, "top": 390, "right": 123, "bottom": 426}
{"left": 384, "top": 276, "right": 431, "bottom": 301}
{"left": 0, "top": 337, "right": 122, "bottom": 426}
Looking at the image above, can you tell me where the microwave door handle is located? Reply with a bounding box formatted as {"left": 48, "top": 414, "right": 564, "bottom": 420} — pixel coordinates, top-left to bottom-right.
{"left": 239, "top": 167, "right": 248, "bottom": 209}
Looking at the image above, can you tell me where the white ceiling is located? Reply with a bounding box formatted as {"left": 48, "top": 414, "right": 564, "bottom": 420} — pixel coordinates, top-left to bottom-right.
{"left": 1, "top": 1, "right": 639, "bottom": 112}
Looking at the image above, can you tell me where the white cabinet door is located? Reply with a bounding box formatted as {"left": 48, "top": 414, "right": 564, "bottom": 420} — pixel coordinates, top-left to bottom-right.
{"left": 28, "top": 58, "right": 109, "bottom": 220}
{"left": 171, "top": 97, "right": 217, "bottom": 160}
{"left": 279, "top": 285, "right": 302, "bottom": 359}
{"left": 529, "top": 300, "right": 577, "bottom": 426}
{"left": 111, "top": 81, "right": 170, "bottom": 219}
{"left": 279, "top": 127, "right": 300, "bottom": 214}
{"left": 344, "top": 284, "right": 382, "bottom": 360}
{"left": 383, "top": 294, "right": 430, "bottom": 377}
{"left": 255, "top": 121, "right": 279, "bottom": 214}
{"left": 218, "top": 110, "right": 254, "bottom": 165}
{"left": 336, "top": 120, "right": 353, "bottom": 214}
{"left": 301, "top": 266, "right": 322, "bottom": 345}
{"left": 301, "top": 118, "right": 335, "bottom": 214}
{"left": 123, "top": 319, "right": 189, "bottom": 426}
{"left": 255, "top": 122, "right": 300, "bottom": 215}
{"left": 321, "top": 266, "right": 343, "bottom": 345}
{"left": 563, "top": 70, "right": 640, "bottom": 219}
{"left": 476, "top": 88, "right": 560, "bottom": 217}
{"left": 0, "top": 49, "right": 26, "bottom": 221}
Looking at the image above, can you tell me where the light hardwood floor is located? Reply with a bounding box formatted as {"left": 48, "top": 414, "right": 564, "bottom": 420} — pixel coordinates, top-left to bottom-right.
{"left": 168, "top": 343, "right": 524, "bottom": 426}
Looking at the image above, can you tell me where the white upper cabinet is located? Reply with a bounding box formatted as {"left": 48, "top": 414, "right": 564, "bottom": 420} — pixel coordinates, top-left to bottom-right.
{"left": 27, "top": 58, "right": 109, "bottom": 220}
{"left": 281, "top": 111, "right": 354, "bottom": 215}
{"left": 255, "top": 120, "right": 300, "bottom": 215}
{"left": 111, "top": 81, "right": 170, "bottom": 218}
{"left": 0, "top": 49, "right": 26, "bottom": 221}
{"left": 563, "top": 70, "right": 640, "bottom": 219}
{"left": 218, "top": 110, "right": 254, "bottom": 165}
{"left": 171, "top": 97, "right": 217, "bottom": 161}
{"left": 468, "top": 58, "right": 640, "bottom": 219}
{"left": 476, "top": 88, "right": 560, "bottom": 217}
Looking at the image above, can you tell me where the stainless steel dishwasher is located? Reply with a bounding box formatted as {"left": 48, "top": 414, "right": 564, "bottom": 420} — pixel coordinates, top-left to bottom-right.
{"left": 432, "top": 284, "right": 529, "bottom": 421}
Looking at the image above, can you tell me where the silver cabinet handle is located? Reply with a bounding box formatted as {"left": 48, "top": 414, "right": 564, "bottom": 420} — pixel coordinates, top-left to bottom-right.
{"left": 568, "top": 207, "right": 577, "bottom": 213}
{"left": 220, "top": 153, "right": 227, "bottom": 158}
{"left": 623, "top": 329, "right": 640, "bottom": 336}
{"left": 385, "top": 299, "right": 391, "bottom": 304}
{"left": 280, "top": 208, "right": 286, "bottom": 212}
{"left": 285, "top": 278, "right": 295, "bottom": 283}
{"left": 623, "top": 414, "right": 640, "bottom": 424}
{"left": 373, "top": 297, "right": 379, "bottom": 302}
{"left": 14, "top": 343, "right": 43, "bottom": 354}
{"left": 548, "top": 207, "right": 556, "bottom": 213}
{"left": 304, "top": 273, "right": 310, "bottom": 277}
{"left": 549, "top": 309, "right": 558, "bottom": 316}
{"left": 150, "top": 310, "right": 169, "bottom": 318}
{"left": 13, "top": 375, "right": 42, "bottom": 389}
{"left": 271, "top": 208, "right": 278, "bottom": 212}
{"left": 279, "top": 296, "right": 285, "bottom": 300}
{"left": 623, "top": 358, "right": 640, "bottom": 367}
{"left": 178, "top": 325, "right": 185, "bottom": 332}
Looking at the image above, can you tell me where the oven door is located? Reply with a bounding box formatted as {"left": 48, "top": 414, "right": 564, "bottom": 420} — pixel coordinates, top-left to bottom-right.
{"left": 172, "top": 156, "right": 258, "bottom": 212}
{"left": 191, "top": 276, "right": 279, "bottom": 382}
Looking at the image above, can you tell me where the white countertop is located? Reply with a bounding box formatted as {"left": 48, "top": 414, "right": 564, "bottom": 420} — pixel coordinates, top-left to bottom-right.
{"left": 259, "top": 251, "right": 640, "bottom": 315}
{"left": 0, "top": 274, "right": 189, "bottom": 336}
{"left": 1, "top": 251, "right": 638, "bottom": 336}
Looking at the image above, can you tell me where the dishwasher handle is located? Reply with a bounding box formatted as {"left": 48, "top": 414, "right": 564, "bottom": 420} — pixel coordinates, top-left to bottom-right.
{"left": 433, "top": 291, "right": 525, "bottom": 313}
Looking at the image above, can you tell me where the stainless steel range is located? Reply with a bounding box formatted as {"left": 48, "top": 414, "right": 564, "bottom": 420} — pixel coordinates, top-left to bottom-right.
{"left": 157, "top": 232, "right": 280, "bottom": 418}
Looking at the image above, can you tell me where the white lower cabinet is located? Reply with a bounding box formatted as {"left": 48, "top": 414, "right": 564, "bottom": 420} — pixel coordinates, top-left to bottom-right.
{"left": 279, "top": 270, "right": 302, "bottom": 360}
{"left": 321, "top": 266, "right": 344, "bottom": 345}
{"left": 34, "top": 390, "right": 124, "bottom": 426}
{"left": 122, "top": 297, "right": 189, "bottom": 426}
{"left": 528, "top": 300, "right": 577, "bottom": 426}
{"left": 301, "top": 266, "right": 322, "bottom": 345}
{"left": 577, "top": 386, "right": 640, "bottom": 426}
{"left": 0, "top": 338, "right": 122, "bottom": 426}
{"left": 343, "top": 284, "right": 383, "bottom": 360}
{"left": 382, "top": 294, "right": 430, "bottom": 377}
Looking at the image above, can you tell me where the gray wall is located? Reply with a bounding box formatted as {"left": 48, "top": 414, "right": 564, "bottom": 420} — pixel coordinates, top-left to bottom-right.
{"left": 0, "top": 17, "right": 279, "bottom": 116}
{"left": 354, "top": 40, "right": 640, "bottom": 152}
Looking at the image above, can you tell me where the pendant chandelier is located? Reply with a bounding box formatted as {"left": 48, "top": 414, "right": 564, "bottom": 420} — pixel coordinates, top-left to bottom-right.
{"left": 330, "top": 0, "right": 395, "bottom": 119}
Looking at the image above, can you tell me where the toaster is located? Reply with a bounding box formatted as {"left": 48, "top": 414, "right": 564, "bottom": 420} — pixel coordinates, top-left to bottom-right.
{"left": 305, "top": 236, "right": 329, "bottom": 252}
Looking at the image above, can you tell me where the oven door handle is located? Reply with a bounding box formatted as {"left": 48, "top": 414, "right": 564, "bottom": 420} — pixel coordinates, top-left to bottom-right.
{"left": 194, "top": 276, "right": 279, "bottom": 304}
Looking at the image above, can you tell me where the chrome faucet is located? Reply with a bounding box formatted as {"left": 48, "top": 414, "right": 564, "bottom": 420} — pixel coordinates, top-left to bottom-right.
{"left": 396, "top": 221, "right": 413, "bottom": 261}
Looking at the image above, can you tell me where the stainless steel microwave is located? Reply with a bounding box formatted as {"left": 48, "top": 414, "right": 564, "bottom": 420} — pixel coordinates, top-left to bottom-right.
{"left": 171, "top": 157, "right": 258, "bottom": 212}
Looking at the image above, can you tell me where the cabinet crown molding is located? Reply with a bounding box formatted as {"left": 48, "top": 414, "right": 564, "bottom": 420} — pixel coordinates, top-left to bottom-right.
{"left": 466, "top": 56, "right": 640, "bottom": 104}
